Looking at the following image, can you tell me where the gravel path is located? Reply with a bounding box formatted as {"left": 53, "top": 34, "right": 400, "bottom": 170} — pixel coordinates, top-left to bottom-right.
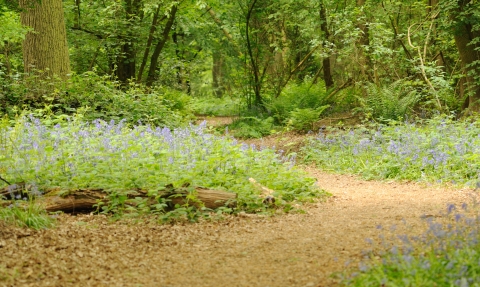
{"left": 1, "top": 168, "right": 475, "bottom": 287}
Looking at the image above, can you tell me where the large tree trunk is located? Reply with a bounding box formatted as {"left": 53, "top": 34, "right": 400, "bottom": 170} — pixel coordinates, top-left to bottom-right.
{"left": 319, "top": 2, "right": 334, "bottom": 90}
{"left": 19, "top": 0, "right": 71, "bottom": 78}
{"left": 452, "top": 1, "right": 480, "bottom": 112}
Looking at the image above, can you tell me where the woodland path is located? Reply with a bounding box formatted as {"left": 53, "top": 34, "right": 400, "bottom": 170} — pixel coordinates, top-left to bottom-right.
{"left": 0, "top": 118, "right": 477, "bottom": 287}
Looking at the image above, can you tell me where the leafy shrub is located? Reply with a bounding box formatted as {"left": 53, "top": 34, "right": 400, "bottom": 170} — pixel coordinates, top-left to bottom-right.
{"left": 303, "top": 115, "right": 480, "bottom": 187}
{"left": 188, "top": 95, "right": 244, "bottom": 116}
{"left": 343, "top": 204, "right": 480, "bottom": 286}
{"left": 287, "top": 105, "right": 330, "bottom": 132}
{"left": 355, "top": 80, "right": 420, "bottom": 122}
{"left": 1, "top": 71, "right": 191, "bottom": 128}
{"left": 225, "top": 116, "right": 276, "bottom": 138}
{"left": 0, "top": 114, "right": 328, "bottom": 221}
{"left": 0, "top": 11, "right": 29, "bottom": 75}
{"left": 268, "top": 80, "right": 330, "bottom": 125}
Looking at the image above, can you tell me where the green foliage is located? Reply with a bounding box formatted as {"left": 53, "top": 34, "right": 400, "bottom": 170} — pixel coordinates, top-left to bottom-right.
{"left": 0, "top": 11, "right": 29, "bottom": 75}
{"left": 188, "top": 96, "right": 243, "bottom": 116}
{"left": 268, "top": 80, "right": 330, "bottom": 125}
{"left": 0, "top": 11, "right": 29, "bottom": 48}
{"left": 1, "top": 71, "right": 191, "bottom": 128}
{"left": 342, "top": 205, "right": 480, "bottom": 286}
{"left": 354, "top": 81, "right": 420, "bottom": 122}
{"left": 0, "top": 114, "right": 328, "bottom": 222}
{"left": 303, "top": 115, "right": 480, "bottom": 188}
{"left": 0, "top": 200, "right": 55, "bottom": 230}
{"left": 226, "top": 117, "right": 276, "bottom": 138}
{"left": 287, "top": 106, "right": 330, "bottom": 132}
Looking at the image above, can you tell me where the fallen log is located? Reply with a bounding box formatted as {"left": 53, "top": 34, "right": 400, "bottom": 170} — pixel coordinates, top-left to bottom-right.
{"left": 0, "top": 182, "right": 27, "bottom": 200}
{"left": 44, "top": 186, "right": 237, "bottom": 213}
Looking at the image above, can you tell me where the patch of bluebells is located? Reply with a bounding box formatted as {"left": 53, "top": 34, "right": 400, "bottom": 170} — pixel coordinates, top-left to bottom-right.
{"left": 344, "top": 203, "right": 480, "bottom": 286}
{"left": 0, "top": 115, "right": 325, "bottom": 210}
{"left": 304, "top": 116, "right": 480, "bottom": 187}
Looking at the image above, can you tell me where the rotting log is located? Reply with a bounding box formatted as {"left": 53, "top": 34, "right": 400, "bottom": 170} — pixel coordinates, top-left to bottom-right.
{"left": 1, "top": 183, "right": 237, "bottom": 213}
{"left": 0, "top": 182, "right": 27, "bottom": 200}
{"left": 44, "top": 188, "right": 106, "bottom": 213}
{"left": 169, "top": 187, "right": 237, "bottom": 209}
{"left": 43, "top": 186, "right": 237, "bottom": 213}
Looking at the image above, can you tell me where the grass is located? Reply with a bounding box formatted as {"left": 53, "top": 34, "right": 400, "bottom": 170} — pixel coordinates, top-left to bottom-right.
{"left": 0, "top": 113, "right": 327, "bottom": 222}
{"left": 342, "top": 203, "right": 480, "bottom": 286}
{"left": 0, "top": 199, "right": 55, "bottom": 230}
{"left": 303, "top": 115, "right": 480, "bottom": 188}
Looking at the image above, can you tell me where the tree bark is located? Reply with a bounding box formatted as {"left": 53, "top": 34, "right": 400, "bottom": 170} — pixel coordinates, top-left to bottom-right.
{"left": 43, "top": 187, "right": 237, "bottom": 213}
{"left": 452, "top": 0, "right": 480, "bottom": 112}
{"left": 245, "top": 0, "right": 263, "bottom": 107}
{"left": 355, "top": 0, "right": 373, "bottom": 82}
{"left": 115, "top": 0, "right": 141, "bottom": 84}
{"left": 19, "top": 0, "right": 71, "bottom": 78}
{"left": 137, "top": 5, "right": 163, "bottom": 82}
{"left": 0, "top": 183, "right": 237, "bottom": 213}
{"left": 212, "top": 49, "right": 225, "bottom": 98}
{"left": 146, "top": 5, "right": 178, "bottom": 87}
{"left": 319, "top": 2, "right": 334, "bottom": 89}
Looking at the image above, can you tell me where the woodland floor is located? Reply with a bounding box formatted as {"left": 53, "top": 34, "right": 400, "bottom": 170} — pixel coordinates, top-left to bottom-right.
{"left": 0, "top": 118, "right": 478, "bottom": 287}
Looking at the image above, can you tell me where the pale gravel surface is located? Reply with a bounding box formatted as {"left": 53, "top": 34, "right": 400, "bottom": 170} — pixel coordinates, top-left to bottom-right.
{"left": 1, "top": 168, "right": 476, "bottom": 287}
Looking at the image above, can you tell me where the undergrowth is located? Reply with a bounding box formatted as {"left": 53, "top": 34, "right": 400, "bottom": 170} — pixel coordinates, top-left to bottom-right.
{"left": 303, "top": 115, "right": 480, "bottom": 188}
{"left": 0, "top": 199, "right": 55, "bottom": 230}
{"left": 1, "top": 71, "right": 191, "bottom": 128}
{"left": 354, "top": 80, "right": 420, "bottom": 122}
{"left": 0, "top": 113, "right": 327, "bottom": 223}
{"left": 189, "top": 96, "right": 243, "bottom": 116}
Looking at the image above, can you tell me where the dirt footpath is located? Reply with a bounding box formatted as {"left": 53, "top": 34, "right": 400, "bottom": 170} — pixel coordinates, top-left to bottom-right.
{"left": 0, "top": 169, "right": 475, "bottom": 287}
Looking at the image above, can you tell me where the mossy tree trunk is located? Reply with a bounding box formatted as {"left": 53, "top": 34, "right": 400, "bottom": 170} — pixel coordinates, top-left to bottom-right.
{"left": 19, "top": 0, "right": 71, "bottom": 78}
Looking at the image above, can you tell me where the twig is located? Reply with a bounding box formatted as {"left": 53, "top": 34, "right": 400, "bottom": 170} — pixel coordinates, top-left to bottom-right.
{"left": 0, "top": 175, "right": 11, "bottom": 186}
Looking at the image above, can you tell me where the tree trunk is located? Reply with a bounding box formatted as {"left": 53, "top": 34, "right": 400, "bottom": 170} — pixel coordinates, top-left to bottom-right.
{"left": 146, "top": 5, "right": 178, "bottom": 87}
{"left": 115, "top": 0, "right": 141, "bottom": 84}
{"left": 19, "top": 0, "right": 71, "bottom": 78}
{"left": 212, "top": 50, "right": 225, "bottom": 98}
{"left": 452, "top": 0, "right": 480, "bottom": 112}
{"left": 319, "top": 2, "right": 334, "bottom": 89}
{"left": 427, "top": 0, "right": 446, "bottom": 71}
{"left": 137, "top": 5, "right": 162, "bottom": 82}
{"left": 356, "top": 0, "right": 373, "bottom": 82}
{"left": 245, "top": 0, "right": 263, "bottom": 107}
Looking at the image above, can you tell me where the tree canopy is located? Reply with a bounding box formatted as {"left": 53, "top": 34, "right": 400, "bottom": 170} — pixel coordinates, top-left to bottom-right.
{"left": 1, "top": 0, "right": 479, "bottom": 119}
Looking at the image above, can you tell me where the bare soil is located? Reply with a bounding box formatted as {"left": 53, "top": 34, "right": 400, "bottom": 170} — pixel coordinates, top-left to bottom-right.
{"left": 1, "top": 117, "right": 477, "bottom": 287}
